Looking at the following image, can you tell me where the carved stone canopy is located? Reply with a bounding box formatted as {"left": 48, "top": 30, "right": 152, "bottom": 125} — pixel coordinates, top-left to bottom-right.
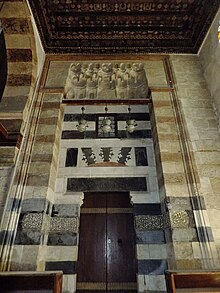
{"left": 64, "top": 62, "right": 149, "bottom": 100}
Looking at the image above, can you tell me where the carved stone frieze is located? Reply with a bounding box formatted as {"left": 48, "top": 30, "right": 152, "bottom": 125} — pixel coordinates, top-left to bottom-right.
{"left": 64, "top": 62, "right": 149, "bottom": 100}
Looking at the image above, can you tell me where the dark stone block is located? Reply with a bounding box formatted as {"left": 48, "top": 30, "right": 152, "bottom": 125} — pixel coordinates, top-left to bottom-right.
{"left": 7, "top": 198, "right": 21, "bottom": 212}
{"left": 7, "top": 48, "right": 32, "bottom": 62}
{"left": 47, "top": 232, "right": 77, "bottom": 246}
{"left": 62, "top": 130, "right": 96, "bottom": 139}
{"left": 117, "top": 113, "right": 150, "bottom": 121}
{"left": 133, "top": 204, "right": 162, "bottom": 215}
{"left": 21, "top": 198, "right": 46, "bottom": 213}
{"left": 64, "top": 113, "right": 96, "bottom": 122}
{"left": 118, "top": 130, "right": 152, "bottom": 139}
{"left": 10, "top": 262, "right": 37, "bottom": 272}
{"left": 136, "top": 231, "right": 165, "bottom": 244}
{"left": 14, "top": 229, "right": 42, "bottom": 245}
{"left": 64, "top": 113, "right": 150, "bottom": 122}
{"left": 171, "top": 228, "right": 198, "bottom": 242}
{"left": 67, "top": 177, "right": 147, "bottom": 192}
{"left": 52, "top": 204, "right": 79, "bottom": 217}
{"left": 135, "top": 147, "right": 148, "bottom": 166}
{"left": 197, "top": 226, "right": 214, "bottom": 242}
{"left": 45, "top": 261, "right": 76, "bottom": 274}
{"left": 191, "top": 196, "right": 206, "bottom": 210}
{"left": 138, "top": 259, "right": 168, "bottom": 275}
{"left": 186, "top": 210, "right": 196, "bottom": 228}
{"left": 65, "top": 148, "right": 78, "bottom": 167}
{"left": 0, "top": 230, "right": 15, "bottom": 245}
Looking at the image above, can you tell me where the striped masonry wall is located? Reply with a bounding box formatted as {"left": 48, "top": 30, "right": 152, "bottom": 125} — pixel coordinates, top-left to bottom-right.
{"left": 0, "top": 0, "right": 37, "bottom": 221}
{"left": 1, "top": 53, "right": 220, "bottom": 293}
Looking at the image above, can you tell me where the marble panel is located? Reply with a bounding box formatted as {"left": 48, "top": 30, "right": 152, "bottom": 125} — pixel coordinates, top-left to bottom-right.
{"left": 138, "top": 274, "right": 166, "bottom": 292}
{"left": 47, "top": 232, "right": 77, "bottom": 246}
{"left": 52, "top": 204, "right": 79, "bottom": 217}
{"left": 67, "top": 177, "right": 147, "bottom": 192}
{"left": 137, "top": 244, "right": 167, "bottom": 260}
{"left": 65, "top": 148, "right": 78, "bottom": 167}
{"left": 45, "top": 246, "right": 78, "bottom": 261}
{"left": 45, "top": 261, "right": 76, "bottom": 274}
{"left": 14, "top": 229, "right": 42, "bottom": 245}
{"left": 130, "top": 191, "right": 160, "bottom": 204}
{"left": 136, "top": 231, "right": 165, "bottom": 244}
{"left": 62, "top": 274, "right": 77, "bottom": 293}
{"left": 172, "top": 228, "right": 198, "bottom": 242}
{"left": 133, "top": 204, "right": 162, "bottom": 215}
{"left": 138, "top": 259, "right": 167, "bottom": 275}
{"left": 135, "top": 147, "right": 148, "bottom": 166}
{"left": 64, "top": 104, "right": 149, "bottom": 115}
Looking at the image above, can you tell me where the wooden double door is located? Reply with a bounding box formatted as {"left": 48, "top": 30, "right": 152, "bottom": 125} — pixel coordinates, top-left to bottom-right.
{"left": 76, "top": 192, "right": 137, "bottom": 293}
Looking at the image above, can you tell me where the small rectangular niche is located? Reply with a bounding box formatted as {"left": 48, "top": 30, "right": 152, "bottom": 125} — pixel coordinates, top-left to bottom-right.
{"left": 135, "top": 147, "right": 148, "bottom": 166}
{"left": 65, "top": 148, "right": 78, "bottom": 167}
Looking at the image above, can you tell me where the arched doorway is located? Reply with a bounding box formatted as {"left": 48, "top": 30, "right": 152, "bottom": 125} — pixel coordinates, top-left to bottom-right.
{"left": 76, "top": 192, "right": 137, "bottom": 292}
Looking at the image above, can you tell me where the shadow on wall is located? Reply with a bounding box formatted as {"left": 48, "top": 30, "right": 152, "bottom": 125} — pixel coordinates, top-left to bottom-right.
{"left": 0, "top": 29, "right": 7, "bottom": 102}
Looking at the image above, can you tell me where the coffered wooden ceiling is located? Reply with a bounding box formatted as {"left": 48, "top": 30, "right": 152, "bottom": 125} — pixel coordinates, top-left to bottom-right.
{"left": 28, "top": 0, "right": 219, "bottom": 54}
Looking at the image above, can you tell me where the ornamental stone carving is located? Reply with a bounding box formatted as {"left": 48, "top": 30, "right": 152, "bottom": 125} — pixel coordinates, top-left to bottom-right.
{"left": 64, "top": 62, "right": 149, "bottom": 100}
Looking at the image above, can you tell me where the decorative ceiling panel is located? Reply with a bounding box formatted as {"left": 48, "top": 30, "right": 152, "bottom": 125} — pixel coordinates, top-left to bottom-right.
{"left": 28, "top": 0, "right": 219, "bottom": 54}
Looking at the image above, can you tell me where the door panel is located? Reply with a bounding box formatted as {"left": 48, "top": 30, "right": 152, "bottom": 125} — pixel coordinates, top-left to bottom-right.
{"left": 107, "top": 213, "right": 137, "bottom": 283}
{"left": 77, "top": 213, "right": 106, "bottom": 283}
{"left": 77, "top": 192, "right": 137, "bottom": 292}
